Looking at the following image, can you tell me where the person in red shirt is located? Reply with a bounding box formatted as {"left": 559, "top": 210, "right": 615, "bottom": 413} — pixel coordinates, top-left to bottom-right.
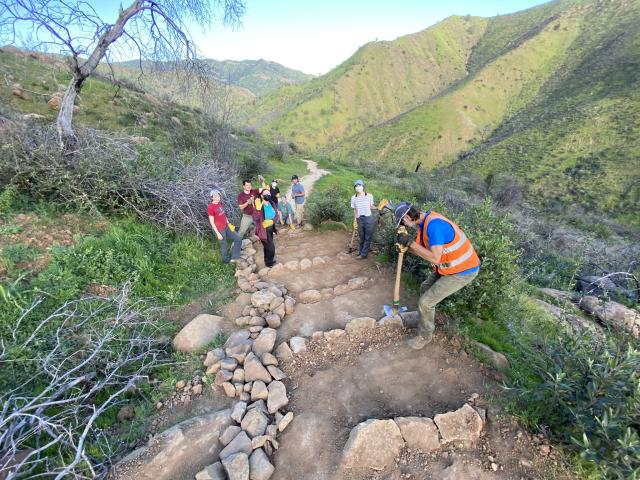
{"left": 208, "top": 189, "right": 241, "bottom": 264}
{"left": 237, "top": 179, "right": 261, "bottom": 237}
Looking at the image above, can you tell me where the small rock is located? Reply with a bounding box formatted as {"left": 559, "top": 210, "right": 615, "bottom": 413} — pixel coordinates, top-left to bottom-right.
{"left": 225, "top": 330, "right": 251, "bottom": 349}
{"left": 348, "top": 277, "right": 369, "bottom": 290}
{"left": 520, "top": 459, "right": 533, "bottom": 468}
{"left": 244, "top": 352, "right": 272, "bottom": 383}
{"left": 251, "top": 380, "right": 269, "bottom": 401}
{"left": 233, "top": 368, "right": 246, "bottom": 383}
{"left": 268, "top": 263, "right": 284, "bottom": 275}
{"left": 191, "top": 384, "right": 203, "bottom": 395}
{"left": 299, "top": 289, "right": 322, "bottom": 304}
{"left": 221, "top": 452, "right": 250, "bottom": 480}
{"left": 284, "top": 260, "right": 299, "bottom": 271}
{"left": 267, "top": 381, "right": 288, "bottom": 414}
{"left": 275, "top": 341, "right": 293, "bottom": 361}
{"left": 221, "top": 358, "right": 239, "bottom": 371}
{"left": 273, "top": 303, "right": 286, "bottom": 318}
{"left": 203, "top": 348, "right": 225, "bottom": 367}
{"left": 247, "top": 399, "right": 268, "bottom": 414}
{"left": 312, "top": 257, "right": 325, "bottom": 266}
{"left": 269, "top": 296, "right": 284, "bottom": 311}
{"left": 206, "top": 362, "right": 222, "bottom": 375}
{"left": 289, "top": 336, "right": 307, "bottom": 354}
{"left": 215, "top": 370, "right": 233, "bottom": 386}
{"left": 258, "top": 267, "right": 271, "bottom": 277}
{"left": 333, "top": 284, "right": 351, "bottom": 296}
{"left": 221, "top": 425, "right": 242, "bottom": 446}
{"left": 311, "top": 331, "right": 324, "bottom": 341}
{"left": 251, "top": 290, "right": 277, "bottom": 309}
{"left": 220, "top": 431, "right": 252, "bottom": 460}
{"left": 231, "top": 402, "right": 248, "bottom": 423}
{"left": 278, "top": 412, "right": 294, "bottom": 432}
{"left": 345, "top": 317, "right": 377, "bottom": 334}
{"left": 266, "top": 424, "right": 278, "bottom": 437}
{"left": 324, "top": 329, "right": 346, "bottom": 342}
{"left": 261, "top": 353, "right": 278, "bottom": 366}
{"left": 491, "top": 462, "right": 499, "bottom": 472}
{"left": 249, "top": 316, "right": 266, "bottom": 326}
{"left": 249, "top": 448, "right": 275, "bottom": 480}
{"left": 539, "top": 444, "right": 551, "bottom": 455}
{"left": 240, "top": 392, "right": 250, "bottom": 402}
{"left": 195, "top": 461, "right": 226, "bottom": 480}
{"left": 378, "top": 315, "right": 404, "bottom": 328}
{"left": 253, "top": 328, "right": 278, "bottom": 357}
{"left": 249, "top": 326, "right": 263, "bottom": 333}
{"left": 241, "top": 408, "right": 269, "bottom": 438}
{"left": 222, "top": 382, "right": 236, "bottom": 398}
{"left": 299, "top": 258, "right": 312, "bottom": 271}
{"left": 284, "top": 297, "right": 295, "bottom": 315}
{"left": 266, "top": 365, "right": 287, "bottom": 381}
{"left": 251, "top": 435, "right": 270, "bottom": 449}
{"left": 155, "top": 401, "right": 163, "bottom": 410}
{"left": 176, "top": 380, "right": 186, "bottom": 389}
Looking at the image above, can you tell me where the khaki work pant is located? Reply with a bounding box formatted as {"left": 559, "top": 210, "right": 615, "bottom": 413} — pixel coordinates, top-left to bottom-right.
{"left": 295, "top": 203, "right": 304, "bottom": 225}
{"left": 418, "top": 270, "right": 478, "bottom": 339}
{"left": 239, "top": 214, "right": 254, "bottom": 237}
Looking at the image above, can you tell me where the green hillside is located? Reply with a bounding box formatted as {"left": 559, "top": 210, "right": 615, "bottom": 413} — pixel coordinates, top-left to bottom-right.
{"left": 451, "top": 0, "right": 640, "bottom": 223}
{"left": 239, "top": 15, "right": 489, "bottom": 148}
{"left": 203, "top": 58, "right": 313, "bottom": 96}
{"left": 330, "top": 12, "right": 580, "bottom": 170}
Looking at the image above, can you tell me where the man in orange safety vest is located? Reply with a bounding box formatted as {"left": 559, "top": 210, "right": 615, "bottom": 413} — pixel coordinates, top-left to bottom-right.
{"left": 394, "top": 202, "right": 480, "bottom": 350}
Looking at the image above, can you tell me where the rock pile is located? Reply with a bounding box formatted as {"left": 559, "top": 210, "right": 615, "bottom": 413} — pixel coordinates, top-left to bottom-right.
{"left": 341, "top": 403, "right": 486, "bottom": 472}
{"left": 196, "top": 239, "right": 296, "bottom": 480}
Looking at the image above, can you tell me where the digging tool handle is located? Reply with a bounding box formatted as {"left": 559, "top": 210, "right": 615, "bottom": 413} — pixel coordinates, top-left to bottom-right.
{"left": 393, "top": 247, "right": 407, "bottom": 308}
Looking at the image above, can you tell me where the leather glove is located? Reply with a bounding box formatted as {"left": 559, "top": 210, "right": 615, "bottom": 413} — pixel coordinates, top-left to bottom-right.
{"left": 397, "top": 233, "right": 413, "bottom": 247}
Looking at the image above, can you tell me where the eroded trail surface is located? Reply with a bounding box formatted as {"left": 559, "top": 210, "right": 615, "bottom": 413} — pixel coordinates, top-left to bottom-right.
{"left": 224, "top": 228, "right": 562, "bottom": 479}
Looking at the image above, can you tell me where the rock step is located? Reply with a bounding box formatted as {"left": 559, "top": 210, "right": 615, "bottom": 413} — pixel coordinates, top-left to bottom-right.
{"left": 262, "top": 251, "right": 357, "bottom": 278}
{"left": 341, "top": 403, "right": 486, "bottom": 472}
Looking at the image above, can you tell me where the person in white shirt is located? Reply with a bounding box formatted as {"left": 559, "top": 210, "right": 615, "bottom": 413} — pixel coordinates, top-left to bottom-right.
{"left": 350, "top": 179, "right": 375, "bottom": 259}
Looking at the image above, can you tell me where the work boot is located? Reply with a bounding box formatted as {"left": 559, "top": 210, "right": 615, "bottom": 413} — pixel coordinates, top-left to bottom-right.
{"left": 406, "top": 334, "right": 432, "bottom": 350}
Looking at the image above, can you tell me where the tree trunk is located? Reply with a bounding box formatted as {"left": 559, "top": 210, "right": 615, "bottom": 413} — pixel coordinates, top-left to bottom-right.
{"left": 56, "top": 76, "right": 85, "bottom": 155}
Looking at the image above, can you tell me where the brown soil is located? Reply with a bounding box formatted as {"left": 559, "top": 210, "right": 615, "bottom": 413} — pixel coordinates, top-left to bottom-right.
{"left": 274, "top": 328, "right": 571, "bottom": 480}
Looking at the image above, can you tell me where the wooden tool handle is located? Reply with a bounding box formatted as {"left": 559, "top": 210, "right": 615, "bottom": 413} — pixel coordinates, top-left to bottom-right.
{"left": 393, "top": 249, "right": 405, "bottom": 307}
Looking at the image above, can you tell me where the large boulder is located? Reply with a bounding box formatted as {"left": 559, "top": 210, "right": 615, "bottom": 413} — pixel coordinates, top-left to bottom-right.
{"left": 251, "top": 290, "right": 277, "bottom": 309}
{"left": 345, "top": 317, "right": 377, "bottom": 335}
{"left": 111, "top": 409, "right": 231, "bottom": 480}
{"left": 267, "top": 380, "right": 288, "bottom": 414}
{"left": 394, "top": 417, "right": 440, "bottom": 452}
{"left": 172, "top": 314, "right": 224, "bottom": 352}
{"left": 195, "top": 462, "right": 225, "bottom": 480}
{"left": 219, "top": 431, "right": 252, "bottom": 460}
{"left": 579, "top": 296, "right": 640, "bottom": 337}
{"left": 341, "top": 419, "right": 404, "bottom": 470}
{"left": 472, "top": 342, "right": 510, "bottom": 371}
{"left": 241, "top": 408, "right": 269, "bottom": 438}
{"left": 434, "top": 404, "right": 484, "bottom": 444}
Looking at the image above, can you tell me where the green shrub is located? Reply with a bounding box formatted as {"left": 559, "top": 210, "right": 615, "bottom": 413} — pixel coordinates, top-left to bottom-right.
{"left": 516, "top": 334, "right": 640, "bottom": 478}
{"left": 306, "top": 185, "right": 351, "bottom": 226}
{"left": 0, "top": 184, "right": 18, "bottom": 216}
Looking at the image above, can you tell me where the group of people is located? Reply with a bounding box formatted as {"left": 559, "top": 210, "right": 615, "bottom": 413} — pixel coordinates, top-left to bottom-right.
{"left": 208, "top": 175, "right": 481, "bottom": 352}
{"left": 207, "top": 174, "right": 306, "bottom": 267}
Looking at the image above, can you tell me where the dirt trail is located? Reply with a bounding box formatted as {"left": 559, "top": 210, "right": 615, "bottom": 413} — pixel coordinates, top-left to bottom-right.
{"left": 216, "top": 224, "right": 565, "bottom": 479}
{"left": 285, "top": 158, "right": 329, "bottom": 199}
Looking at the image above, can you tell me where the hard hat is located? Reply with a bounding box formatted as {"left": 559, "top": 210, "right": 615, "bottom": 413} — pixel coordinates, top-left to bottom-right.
{"left": 394, "top": 202, "right": 413, "bottom": 228}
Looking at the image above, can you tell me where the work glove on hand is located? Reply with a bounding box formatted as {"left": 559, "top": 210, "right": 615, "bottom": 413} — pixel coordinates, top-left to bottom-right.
{"left": 397, "top": 233, "right": 413, "bottom": 247}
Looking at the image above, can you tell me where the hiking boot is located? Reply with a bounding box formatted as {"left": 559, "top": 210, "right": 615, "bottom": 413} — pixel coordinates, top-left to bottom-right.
{"left": 229, "top": 258, "right": 240, "bottom": 264}
{"left": 356, "top": 255, "right": 367, "bottom": 260}
{"left": 406, "top": 334, "right": 432, "bottom": 350}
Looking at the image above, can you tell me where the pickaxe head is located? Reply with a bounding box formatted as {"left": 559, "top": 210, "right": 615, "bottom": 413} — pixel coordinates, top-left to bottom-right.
{"left": 377, "top": 199, "right": 396, "bottom": 216}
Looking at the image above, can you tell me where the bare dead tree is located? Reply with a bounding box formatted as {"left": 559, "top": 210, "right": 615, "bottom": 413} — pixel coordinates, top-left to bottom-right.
{"left": 0, "top": 0, "right": 246, "bottom": 153}
{"left": 0, "top": 283, "right": 175, "bottom": 479}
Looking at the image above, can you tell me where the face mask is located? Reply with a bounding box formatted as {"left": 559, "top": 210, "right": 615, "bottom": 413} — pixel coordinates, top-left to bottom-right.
{"left": 355, "top": 185, "right": 364, "bottom": 193}
{"left": 271, "top": 182, "right": 277, "bottom": 188}
{"left": 262, "top": 194, "right": 271, "bottom": 201}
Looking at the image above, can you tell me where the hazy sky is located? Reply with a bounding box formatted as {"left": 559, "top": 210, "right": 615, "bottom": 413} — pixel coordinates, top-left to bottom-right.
{"left": 195, "top": 0, "right": 549, "bottom": 75}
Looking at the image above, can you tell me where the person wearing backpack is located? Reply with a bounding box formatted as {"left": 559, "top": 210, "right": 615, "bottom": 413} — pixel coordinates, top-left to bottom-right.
{"left": 254, "top": 188, "right": 277, "bottom": 267}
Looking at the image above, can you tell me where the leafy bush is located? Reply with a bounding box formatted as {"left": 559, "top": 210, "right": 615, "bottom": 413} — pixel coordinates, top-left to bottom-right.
{"left": 306, "top": 185, "right": 351, "bottom": 226}
{"left": 0, "top": 183, "right": 18, "bottom": 216}
{"left": 516, "top": 334, "right": 640, "bottom": 478}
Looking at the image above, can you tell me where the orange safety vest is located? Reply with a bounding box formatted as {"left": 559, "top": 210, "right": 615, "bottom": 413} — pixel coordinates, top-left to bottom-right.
{"left": 416, "top": 211, "right": 480, "bottom": 275}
